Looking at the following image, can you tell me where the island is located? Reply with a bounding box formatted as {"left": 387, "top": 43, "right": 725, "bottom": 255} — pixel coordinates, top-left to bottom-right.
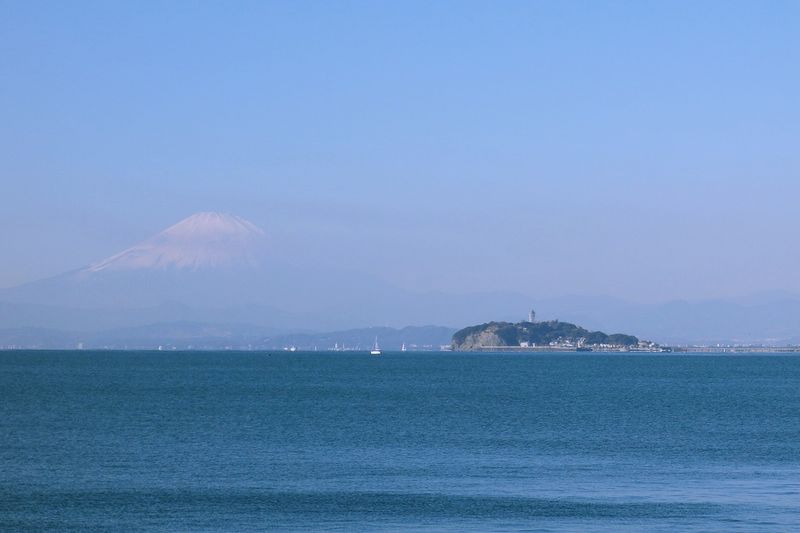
{"left": 452, "top": 319, "right": 666, "bottom": 352}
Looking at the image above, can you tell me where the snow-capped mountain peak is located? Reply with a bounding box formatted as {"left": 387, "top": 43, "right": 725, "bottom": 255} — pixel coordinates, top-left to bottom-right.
{"left": 87, "top": 212, "right": 267, "bottom": 272}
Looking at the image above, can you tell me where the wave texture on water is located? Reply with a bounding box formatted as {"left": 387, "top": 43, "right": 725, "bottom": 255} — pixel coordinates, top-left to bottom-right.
{"left": 1, "top": 351, "right": 799, "bottom": 531}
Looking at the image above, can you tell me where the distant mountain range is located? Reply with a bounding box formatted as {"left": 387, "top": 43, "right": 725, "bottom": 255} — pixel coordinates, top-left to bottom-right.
{"left": 2, "top": 212, "right": 799, "bottom": 347}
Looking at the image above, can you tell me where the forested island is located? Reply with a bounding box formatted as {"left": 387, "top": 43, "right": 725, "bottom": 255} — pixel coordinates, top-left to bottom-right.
{"left": 451, "top": 320, "right": 661, "bottom": 352}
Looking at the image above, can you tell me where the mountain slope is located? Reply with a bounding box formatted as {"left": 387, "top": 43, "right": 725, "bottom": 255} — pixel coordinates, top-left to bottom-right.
{"left": 0, "top": 212, "right": 532, "bottom": 330}
{"left": 88, "top": 212, "right": 267, "bottom": 272}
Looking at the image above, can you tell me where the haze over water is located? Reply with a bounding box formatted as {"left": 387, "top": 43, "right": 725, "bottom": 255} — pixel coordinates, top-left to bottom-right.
{"left": 3, "top": 351, "right": 799, "bottom": 531}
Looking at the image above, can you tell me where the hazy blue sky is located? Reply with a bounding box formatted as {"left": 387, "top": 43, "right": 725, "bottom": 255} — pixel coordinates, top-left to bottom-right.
{"left": 2, "top": 1, "right": 799, "bottom": 301}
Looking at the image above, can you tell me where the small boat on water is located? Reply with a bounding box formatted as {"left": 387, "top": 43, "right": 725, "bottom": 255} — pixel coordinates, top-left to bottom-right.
{"left": 370, "top": 337, "right": 382, "bottom": 356}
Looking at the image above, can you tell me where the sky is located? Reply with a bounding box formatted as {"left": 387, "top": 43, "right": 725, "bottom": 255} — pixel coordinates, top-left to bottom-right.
{"left": 2, "top": 1, "right": 799, "bottom": 302}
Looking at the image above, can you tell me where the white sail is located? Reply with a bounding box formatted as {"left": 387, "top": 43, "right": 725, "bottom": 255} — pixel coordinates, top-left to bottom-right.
{"left": 370, "top": 336, "right": 381, "bottom": 355}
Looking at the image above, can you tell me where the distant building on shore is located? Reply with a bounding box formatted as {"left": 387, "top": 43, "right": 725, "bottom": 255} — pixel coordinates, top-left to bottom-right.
{"left": 528, "top": 309, "right": 536, "bottom": 323}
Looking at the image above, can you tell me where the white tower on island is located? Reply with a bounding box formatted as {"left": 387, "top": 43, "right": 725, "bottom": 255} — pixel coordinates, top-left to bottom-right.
{"left": 528, "top": 309, "right": 536, "bottom": 323}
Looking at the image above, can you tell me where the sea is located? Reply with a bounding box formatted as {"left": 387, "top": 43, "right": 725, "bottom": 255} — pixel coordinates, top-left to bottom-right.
{"left": 1, "top": 351, "right": 799, "bottom": 531}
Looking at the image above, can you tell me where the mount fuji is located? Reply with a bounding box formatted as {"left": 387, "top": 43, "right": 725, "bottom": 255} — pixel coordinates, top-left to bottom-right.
{"left": 0, "top": 212, "right": 531, "bottom": 333}
{"left": 87, "top": 212, "right": 268, "bottom": 272}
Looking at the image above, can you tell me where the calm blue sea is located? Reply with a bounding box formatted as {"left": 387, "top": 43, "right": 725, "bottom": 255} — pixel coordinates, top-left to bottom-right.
{"left": 1, "top": 351, "right": 799, "bottom": 531}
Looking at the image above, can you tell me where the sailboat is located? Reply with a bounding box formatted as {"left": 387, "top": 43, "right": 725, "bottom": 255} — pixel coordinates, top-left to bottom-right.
{"left": 370, "top": 337, "right": 382, "bottom": 356}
